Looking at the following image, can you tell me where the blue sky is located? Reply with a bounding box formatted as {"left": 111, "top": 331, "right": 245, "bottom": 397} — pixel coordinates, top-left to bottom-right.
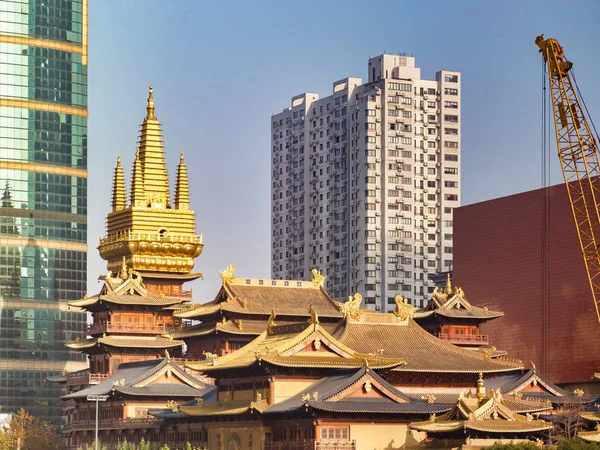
{"left": 87, "top": 0, "right": 600, "bottom": 300}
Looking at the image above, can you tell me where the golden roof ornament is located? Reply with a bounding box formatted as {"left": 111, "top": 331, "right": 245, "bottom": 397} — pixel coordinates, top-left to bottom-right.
{"left": 364, "top": 380, "right": 372, "bottom": 393}
{"left": 146, "top": 86, "right": 155, "bottom": 120}
{"left": 476, "top": 373, "right": 486, "bottom": 401}
{"left": 236, "top": 319, "right": 243, "bottom": 331}
{"left": 394, "top": 295, "right": 416, "bottom": 322}
{"left": 164, "top": 349, "right": 170, "bottom": 360}
{"left": 426, "top": 393, "right": 436, "bottom": 404}
{"left": 166, "top": 400, "right": 178, "bottom": 412}
{"left": 119, "top": 256, "right": 128, "bottom": 280}
{"left": 220, "top": 265, "right": 236, "bottom": 284}
{"left": 445, "top": 273, "right": 453, "bottom": 295}
{"left": 309, "top": 304, "right": 319, "bottom": 326}
{"left": 174, "top": 151, "right": 190, "bottom": 211}
{"left": 311, "top": 268, "right": 326, "bottom": 287}
{"left": 339, "top": 293, "right": 362, "bottom": 321}
{"left": 267, "top": 310, "right": 277, "bottom": 335}
{"left": 130, "top": 148, "right": 145, "bottom": 207}
{"left": 202, "top": 351, "right": 218, "bottom": 365}
{"left": 111, "top": 154, "right": 126, "bottom": 212}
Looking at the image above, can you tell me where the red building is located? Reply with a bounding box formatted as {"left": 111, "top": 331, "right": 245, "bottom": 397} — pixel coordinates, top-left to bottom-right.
{"left": 453, "top": 183, "right": 600, "bottom": 386}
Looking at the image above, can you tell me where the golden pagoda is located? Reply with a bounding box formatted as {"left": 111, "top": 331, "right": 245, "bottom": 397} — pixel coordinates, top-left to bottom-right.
{"left": 98, "top": 87, "right": 203, "bottom": 296}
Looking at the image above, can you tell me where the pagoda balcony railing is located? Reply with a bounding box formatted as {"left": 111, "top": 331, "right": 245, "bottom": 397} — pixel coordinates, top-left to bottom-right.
{"left": 63, "top": 417, "right": 159, "bottom": 432}
{"left": 438, "top": 333, "right": 489, "bottom": 345}
{"left": 86, "top": 322, "right": 168, "bottom": 335}
{"left": 100, "top": 231, "right": 202, "bottom": 246}
{"left": 264, "top": 441, "right": 356, "bottom": 450}
{"left": 66, "top": 371, "right": 109, "bottom": 386}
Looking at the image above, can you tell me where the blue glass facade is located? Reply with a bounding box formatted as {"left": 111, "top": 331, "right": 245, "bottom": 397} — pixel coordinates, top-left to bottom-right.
{"left": 0, "top": 0, "right": 87, "bottom": 423}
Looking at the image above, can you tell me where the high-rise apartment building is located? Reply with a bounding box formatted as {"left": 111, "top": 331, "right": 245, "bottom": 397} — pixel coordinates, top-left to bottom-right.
{"left": 0, "top": 0, "right": 88, "bottom": 422}
{"left": 271, "top": 54, "right": 460, "bottom": 312}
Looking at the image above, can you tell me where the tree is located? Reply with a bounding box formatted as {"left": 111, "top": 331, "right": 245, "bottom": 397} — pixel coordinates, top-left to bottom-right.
{"left": 0, "top": 409, "right": 64, "bottom": 450}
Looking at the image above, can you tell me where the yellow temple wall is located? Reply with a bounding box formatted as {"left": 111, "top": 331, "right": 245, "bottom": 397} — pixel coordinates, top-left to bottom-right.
{"left": 350, "top": 423, "right": 426, "bottom": 450}
{"left": 272, "top": 379, "right": 316, "bottom": 404}
{"left": 207, "top": 423, "right": 266, "bottom": 450}
{"left": 122, "top": 401, "right": 168, "bottom": 418}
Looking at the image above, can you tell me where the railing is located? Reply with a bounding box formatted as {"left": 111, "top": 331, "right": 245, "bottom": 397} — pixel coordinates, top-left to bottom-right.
{"left": 63, "top": 417, "right": 159, "bottom": 432}
{"left": 100, "top": 231, "right": 202, "bottom": 245}
{"left": 85, "top": 322, "right": 168, "bottom": 335}
{"left": 264, "top": 441, "right": 355, "bottom": 450}
{"left": 66, "top": 441, "right": 207, "bottom": 450}
{"left": 438, "top": 333, "right": 489, "bottom": 345}
{"left": 66, "top": 371, "right": 109, "bottom": 386}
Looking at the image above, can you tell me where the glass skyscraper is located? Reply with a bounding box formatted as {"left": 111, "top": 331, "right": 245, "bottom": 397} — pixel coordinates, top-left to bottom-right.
{"left": 0, "top": 0, "right": 88, "bottom": 423}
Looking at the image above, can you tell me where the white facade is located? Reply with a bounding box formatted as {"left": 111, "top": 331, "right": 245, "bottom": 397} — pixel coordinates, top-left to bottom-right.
{"left": 270, "top": 54, "right": 460, "bottom": 311}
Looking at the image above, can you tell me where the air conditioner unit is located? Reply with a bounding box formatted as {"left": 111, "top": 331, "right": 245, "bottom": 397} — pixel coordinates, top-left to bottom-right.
{"left": 376, "top": 238, "right": 381, "bottom": 243}
{"left": 375, "top": 171, "right": 381, "bottom": 176}
{"left": 375, "top": 305, "right": 382, "bottom": 311}
{"left": 376, "top": 212, "right": 381, "bottom": 216}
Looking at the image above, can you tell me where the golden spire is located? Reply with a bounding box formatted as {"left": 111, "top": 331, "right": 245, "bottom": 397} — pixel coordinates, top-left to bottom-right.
{"left": 445, "top": 273, "right": 453, "bottom": 295}
{"left": 174, "top": 151, "right": 190, "bottom": 210}
{"left": 130, "top": 149, "right": 145, "bottom": 206}
{"left": 138, "top": 86, "right": 170, "bottom": 208}
{"left": 119, "top": 256, "right": 128, "bottom": 280}
{"left": 476, "top": 373, "right": 486, "bottom": 401}
{"left": 111, "top": 155, "right": 126, "bottom": 211}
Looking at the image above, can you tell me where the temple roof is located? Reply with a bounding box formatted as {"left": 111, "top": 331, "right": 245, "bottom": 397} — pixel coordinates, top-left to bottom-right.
{"left": 174, "top": 268, "right": 342, "bottom": 320}
{"left": 69, "top": 266, "right": 188, "bottom": 311}
{"left": 414, "top": 277, "right": 503, "bottom": 321}
{"left": 266, "top": 367, "right": 453, "bottom": 416}
{"left": 65, "top": 336, "right": 184, "bottom": 350}
{"left": 62, "top": 358, "right": 214, "bottom": 400}
{"left": 410, "top": 380, "right": 553, "bottom": 435}
{"left": 333, "top": 313, "right": 523, "bottom": 373}
{"left": 185, "top": 312, "right": 406, "bottom": 373}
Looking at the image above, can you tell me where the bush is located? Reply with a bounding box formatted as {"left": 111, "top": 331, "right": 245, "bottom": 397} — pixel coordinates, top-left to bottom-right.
{"left": 558, "top": 439, "right": 600, "bottom": 450}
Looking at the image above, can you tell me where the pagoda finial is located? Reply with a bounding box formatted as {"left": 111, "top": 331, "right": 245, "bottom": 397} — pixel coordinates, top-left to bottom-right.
{"left": 174, "top": 151, "right": 190, "bottom": 210}
{"left": 119, "top": 256, "right": 128, "bottom": 280}
{"left": 146, "top": 86, "right": 155, "bottom": 120}
{"left": 476, "top": 373, "right": 486, "bottom": 401}
{"left": 111, "top": 154, "right": 127, "bottom": 211}
{"left": 445, "top": 273, "right": 453, "bottom": 295}
{"left": 2, "top": 182, "right": 13, "bottom": 208}
{"left": 130, "top": 149, "right": 145, "bottom": 206}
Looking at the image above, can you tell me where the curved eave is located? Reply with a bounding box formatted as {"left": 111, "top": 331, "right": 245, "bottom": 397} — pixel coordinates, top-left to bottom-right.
{"left": 307, "top": 402, "right": 452, "bottom": 415}
{"left": 579, "top": 431, "right": 600, "bottom": 443}
{"left": 392, "top": 364, "right": 523, "bottom": 374}
{"left": 410, "top": 420, "right": 464, "bottom": 433}
{"left": 65, "top": 339, "right": 97, "bottom": 349}
{"left": 259, "top": 356, "right": 405, "bottom": 370}
{"left": 414, "top": 310, "right": 504, "bottom": 320}
{"left": 174, "top": 303, "right": 221, "bottom": 319}
{"left": 97, "top": 338, "right": 185, "bottom": 349}
{"left": 465, "top": 420, "right": 552, "bottom": 433}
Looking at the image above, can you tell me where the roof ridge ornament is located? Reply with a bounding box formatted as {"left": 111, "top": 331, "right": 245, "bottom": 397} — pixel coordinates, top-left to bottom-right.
{"left": 309, "top": 304, "right": 319, "bottom": 327}
{"left": 311, "top": 268, "right": 326, "bottom": 287}
{"left": 394, "top": 295, "right": 415, "bottom": 322}
{"left": 267, "top": 310, "right": 277, "bottom": 335}
{"left": 339, "top": 293, "right": 362, "bottom": 321}
{"left": 146, "top": 86, "right": 155, "bottom": 120}
{"left": 220, "top": 265, "right": 236, "bottom": 284}
{"left": 445, "top": 273, "right": 453, "bottom": 295}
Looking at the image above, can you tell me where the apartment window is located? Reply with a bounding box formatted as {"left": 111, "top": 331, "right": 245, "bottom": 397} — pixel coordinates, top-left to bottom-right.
{"left": 444, "top": 75, "right": 458, "bottom": 83}
{"left": 365, "top": 270, "right": 376, "bottom": 278}
{"left": 401, "top": 137, "right": 412, "bottom": 144}
{"left": 388, "top": 176, "right": 399, "bottom": 184}
{"left": 366, "top": 136, "right": 376, "bottom": 143}
{"left": 428, "top": 128, "right": 436, "bottom": 135}
{"left": 446, "top": 194, "right": 458, "bottom": 201}
{"left": 365, "top": 109, "right": 376, "bottom": 116}
{"left": 366, "top": 123, "right": 376, "bottom": 130}
{"left": 445, "top": 155, "right": 459, "bottom": 162}
{"left": 388, "top": 230, "right": 399, "bottom": 237}
{"left": 445, "top": 181, "right": 458, "bottom": 188}
{"left": 388, "top": 96, "right": 400, "bottom": 104}
{"left": 388, "top": 284, "right": 399, "bottom": 291}
{"left": 388, "top": 203, "right": 399, "bottom": 210}
{"left": 444, "top": 88, "right": 458, "bottom": 95}
{"left": 388, "top": 136, "right": 400, "bottom": 144}
{"left": 444, "top": 101, "right": 458, "bottom": 109}
{"left": 427, "top": 247, "right": 436, "bottom": 254}
{"left": 389, "top": 217, "right": 399, "bottom": 224}
{"left": 401, "top": 231, "right": 412, "bottom": 238}
{"left": 427, "top": 168, "right": 436, "bottom": 175}
{"left": 401, "top": 257, "right": 412, "bottom": 264}
{"left": 388, "top": 256, "right": 398, "bottom": 264}
{"left": 388, "top": 270, "right": 399, "bottom": 277}
{"left": 401, "top": 177, "right": 411, "bottom": 185}
{"left": 366, "top": 190, "right": 376, "bottom": 197}
{"left": 401, "top": 151, "right": 412, "bottom": 158}
{"left": 401, "top": 204, "right": 412, "bottom": 212}
{"left": 444, "top": 207, "right": 453, "bottom": 214}
{"left": 389, "top": 149, "right": 400, "bottom": 157}
{"left": 445, "top": 141, "right": 459, "bottom": 149}
{"left": 388, "top": 243, "right": 399, "bottom": 251}
{"left": 366, "top": 149, "right": 376, "bottom": 157}
{"left": 402, "top": 110, "right": 412, "bottom": 118}
{"left": 388, "top": 109, "right": 400, "bottom": 116}
{"left": 445, "top": 167, "right": 458, "bottom": 175}
{"left": 444, "top": 247, "right": 453, "bottom": 254}
{"left": 365, "top": 217, "right": 376, "bottom": 224}
{"left": 365, "top": 176, "right": 376, "bottom": 184}
{"left": 444, "top": 234, "right": 453, "bottom": 240}
{"left": 427, "top": 114, "right": 436, "bottom": 122}
{"left": 444, "top": 128, "right": 459, "bottom": 135}
{"left": 427, "top": 101, "right": 436, "bottom": 108}
{"left": 365, "top": 243, "right": 376, "bottom": 251}
{"left": 365, "top": 230, "right": 376, "bottom": 237}
{"left": 366, "top": 203, "right": 376, "bottom": 210}
{"left": 389, "top": 82, "right": 411, "bottom": 91}
{"left": 401, "top": 97, "right": 412, "bottom": 105}
{"left": 444, "top": 114, "right": 459, "bottom": 122}
{"left": 401, "top": 218, "right": 412, "bottom": 225}
{"left": 365, "top": 257, "right": 376, "bottom": 264}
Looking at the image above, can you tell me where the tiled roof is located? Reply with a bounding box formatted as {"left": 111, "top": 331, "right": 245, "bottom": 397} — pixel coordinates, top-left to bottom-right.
{"left": 174, "top": 277, "right": 343, "bottom": 320}
{"left": 410, "top": 388, "right": 552, "bottom": 435}
{"left": 62, "top": 358, "right": 214, "bottom": 400}
{"left": 579, "top": 430, "right": 600, "bottom": 443}
{"left": 178, "top": 399, "right": 268, "bottom": 417}
{"left": 65, "top": 336, "right": 184, "bottom": 350}
{"left": 266, "top": 367, "right": 453, "bottom": 416}
{"left": 415, "top": 284, "right": 503, "bottom": 321}
{"left": 185, "top": 320, "right": 405, "bottom": 373}
{"left": 335, "top": 314, "right": 523, "bottom": 373}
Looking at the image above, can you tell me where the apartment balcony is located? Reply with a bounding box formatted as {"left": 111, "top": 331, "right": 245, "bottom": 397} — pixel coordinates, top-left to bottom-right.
{"left": 85, "top": 322, "right": 168, "bottom": 335}
{"left": 438, "top": 333, "right": 489, "bottom": 345}
{"left": 66, "top": 371, "right": 109, "bottom": 387}
{"left": 264, "top": 441, "right": 356, "bottom": 450}
{"left": 63, "top": 417, "right": 159, "bottom": 433}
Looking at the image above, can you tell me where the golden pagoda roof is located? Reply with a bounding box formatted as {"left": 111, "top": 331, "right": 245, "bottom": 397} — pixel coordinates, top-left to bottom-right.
{"left": 333, "top": 312, "right": 523, "bottom": 373}
{"left": 410, "top": 380, "right": 552, "bottom": 435}
{"left": 185, "top": 311, "right": 406, "bottom": 373}
{"left": 177, "top": 398, "right": 269, "bottom": 417}
{"left": 580, "top": 426, "right": 600, "bottom": 443}
{"left": 69, "top": 267, "right": 188, "bottom": 311}
{"left": 66, "top": 336, "right": 184, "bottom": 350}
{"left": 414, "top": 282, "right": 504, "bottom": 321}
{"left": 175, "top": 270, "right": 343, "bottom": 320}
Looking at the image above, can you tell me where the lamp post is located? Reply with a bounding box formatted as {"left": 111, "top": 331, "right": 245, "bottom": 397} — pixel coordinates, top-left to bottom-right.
{"left": 86, "top": 395, "right": 108, "bottom": 450}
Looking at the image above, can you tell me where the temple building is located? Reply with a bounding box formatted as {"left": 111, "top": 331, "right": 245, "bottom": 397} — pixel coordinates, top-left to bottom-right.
{"left": 151, "top": 296, "right": 578, "bottom": 450}
{"left": 171, "top": 267, "right": 343, "bottom": 356}
{"left": 414, "top": 275, "right": 506, "bottom": 356}
{"left": 61, "top": 87, "right": 212, "bottom": 449}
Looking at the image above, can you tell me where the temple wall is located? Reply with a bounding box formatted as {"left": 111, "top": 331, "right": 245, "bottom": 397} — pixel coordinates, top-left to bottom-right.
{"left": 350, "top": 423, "right": 426, "bottom": 449}
{"left": 272, "top": 379, "right": 315, "bottom": 403}
{"left": 207, "top": 423, "right": 265, "bottom": 450}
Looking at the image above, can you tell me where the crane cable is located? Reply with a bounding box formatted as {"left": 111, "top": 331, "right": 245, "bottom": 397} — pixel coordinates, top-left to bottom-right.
{"left": 571, "top": 68, "right": 600, "bottom": 144}
{"left": 540, "top": 56, "right": 551, "bottom": 374}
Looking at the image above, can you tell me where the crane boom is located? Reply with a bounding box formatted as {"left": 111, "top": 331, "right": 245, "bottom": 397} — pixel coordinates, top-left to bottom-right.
{"left": 536, "top": 35, "right": 600, "bottom": 324}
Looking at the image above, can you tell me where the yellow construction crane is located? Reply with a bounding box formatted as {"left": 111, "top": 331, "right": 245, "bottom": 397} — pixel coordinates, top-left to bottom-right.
{"left": 536, "top": 35, "right": 600, "bottom": 323}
